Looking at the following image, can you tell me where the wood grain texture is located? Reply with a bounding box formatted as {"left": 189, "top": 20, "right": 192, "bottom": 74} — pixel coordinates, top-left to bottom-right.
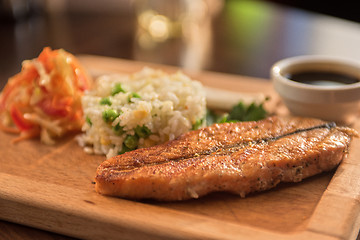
{"left": 0, "top": 55, "right": 359, "bottom": 239}
{"left": 0, "top": 220, "right": 75, "bottom": 240}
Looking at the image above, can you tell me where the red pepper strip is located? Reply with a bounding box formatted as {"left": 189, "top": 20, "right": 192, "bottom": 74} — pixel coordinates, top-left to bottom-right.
{"left": 9, "top": 105, "right": 34, "bottom": 131}
{"left": 37, "top": 95, "right": 73, "bottom": 118}
{"left": 12, "top": 127, "right": 40, "bottom": 144}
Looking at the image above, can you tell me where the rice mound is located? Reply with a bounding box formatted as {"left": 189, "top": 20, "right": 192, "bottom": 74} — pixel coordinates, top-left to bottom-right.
{"left": 77, "top": 67, "right": 206, "bottom": 158}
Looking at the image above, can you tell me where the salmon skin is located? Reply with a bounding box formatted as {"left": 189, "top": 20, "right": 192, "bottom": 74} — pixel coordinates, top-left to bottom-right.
{"left": 95, "top": 116, "right": 358, "bottom": 201}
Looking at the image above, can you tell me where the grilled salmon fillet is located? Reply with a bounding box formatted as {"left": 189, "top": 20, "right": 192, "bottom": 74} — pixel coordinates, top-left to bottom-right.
{"left": 95, "top": 116, "right": 358, "bottom": 201}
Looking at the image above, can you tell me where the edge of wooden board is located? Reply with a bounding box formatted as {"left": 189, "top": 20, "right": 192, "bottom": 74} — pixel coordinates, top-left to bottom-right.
{"left": 306, "top": 135, "right": 360, "bottom": 239}
{"left": 0, "top": 172, "right": 339, "bottom": 240}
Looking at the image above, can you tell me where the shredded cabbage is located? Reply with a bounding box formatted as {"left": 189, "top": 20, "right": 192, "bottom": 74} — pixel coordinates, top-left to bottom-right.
{"left": 0, "top": 47, "right": 92, "bottom": 144}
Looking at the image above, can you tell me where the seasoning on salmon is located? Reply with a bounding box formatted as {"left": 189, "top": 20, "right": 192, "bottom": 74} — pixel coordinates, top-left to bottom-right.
{"left": 95, "top": 116, "right": 358, "bottom": 201}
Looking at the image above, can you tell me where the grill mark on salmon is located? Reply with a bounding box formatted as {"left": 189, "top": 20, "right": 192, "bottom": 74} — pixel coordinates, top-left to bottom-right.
{"left": 114, "top": 122, "right": 337, "bottom": 169}
{"left": 95, "top": 116, "right": 358, "bottom": 201}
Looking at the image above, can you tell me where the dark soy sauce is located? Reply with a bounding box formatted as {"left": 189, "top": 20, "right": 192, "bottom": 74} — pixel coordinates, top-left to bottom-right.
{"left": 286, "top": 71, "right": 359, "bottom": 86}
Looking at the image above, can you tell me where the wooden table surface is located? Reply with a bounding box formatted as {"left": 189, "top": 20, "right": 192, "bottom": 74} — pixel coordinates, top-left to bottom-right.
{"left": 1, "top": 1, "right": 360, "bottom": 239}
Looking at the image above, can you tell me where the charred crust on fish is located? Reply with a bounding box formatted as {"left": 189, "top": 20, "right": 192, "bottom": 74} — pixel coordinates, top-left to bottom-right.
{"left": 95, "top": 116, "right": 358, "bottom": 201}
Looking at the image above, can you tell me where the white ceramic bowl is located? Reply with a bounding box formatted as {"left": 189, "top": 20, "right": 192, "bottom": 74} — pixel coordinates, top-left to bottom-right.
{"left": 271, "top": 55, "right": 360, "bottom": 124}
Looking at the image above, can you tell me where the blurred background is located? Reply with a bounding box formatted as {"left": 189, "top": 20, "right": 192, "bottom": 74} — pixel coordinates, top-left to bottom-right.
{"left": 1, "top": 0, "right": 360, "bottom": 90}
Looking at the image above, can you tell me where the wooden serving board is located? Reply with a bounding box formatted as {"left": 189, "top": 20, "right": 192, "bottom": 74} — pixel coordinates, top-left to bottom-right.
{"left": 1, "top": 55, "right": 360, "bottom": 240}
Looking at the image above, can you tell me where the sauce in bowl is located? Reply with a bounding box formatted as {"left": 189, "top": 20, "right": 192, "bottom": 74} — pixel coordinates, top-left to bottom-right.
{"left": 271, "top": 55, "right": 360, "bottom": 124}
{"left": 286, "top": 71, "right": 359, "bottom": 86}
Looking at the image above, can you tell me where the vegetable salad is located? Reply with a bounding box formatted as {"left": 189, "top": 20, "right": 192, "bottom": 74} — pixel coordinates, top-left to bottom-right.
{"left": 0, "top": 47, "right": 92, "bottom": 144}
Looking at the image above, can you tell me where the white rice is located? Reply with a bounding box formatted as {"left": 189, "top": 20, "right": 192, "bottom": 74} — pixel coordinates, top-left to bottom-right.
{"left": 76, "top": 67, "right": 206, "bottom": 158}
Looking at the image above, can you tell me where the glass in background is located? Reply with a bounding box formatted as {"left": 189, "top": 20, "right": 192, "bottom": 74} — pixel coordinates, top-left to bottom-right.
{"left": 133, "top": 0, "right": 223, "bottom": 73}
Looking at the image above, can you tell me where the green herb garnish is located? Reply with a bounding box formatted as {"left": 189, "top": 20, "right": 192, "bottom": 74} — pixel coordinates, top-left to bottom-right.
{"left": 102, "top": 109, "right": 120, "bottom": 123}
{"left": 227, "top": 102, "right": 267, "bottom": 122}
{"left": 111, "top": 83, "right": 126, "bottom": 96}
{"left": 112, "top": 123, "right": 124, "bottom": 135}
{"left": 206, "top": 100, "right": 268, "bottom": 125}
{"left": 134, "top": 125, "right": 152, "bottom": 138}
{"left": 99, "top": 97, "right": 112, "bottom": 106}
{"left": 124, "top": 134, "right": 139, "bottom": 150}
{"left": 128, "top": 92, "right": 141, "bottom": 103}
{"left": 192, "top": 118, "right": 204, "bottom": 130}
{"left": 85, "top": 116, "right": 92, "bottom": 126}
